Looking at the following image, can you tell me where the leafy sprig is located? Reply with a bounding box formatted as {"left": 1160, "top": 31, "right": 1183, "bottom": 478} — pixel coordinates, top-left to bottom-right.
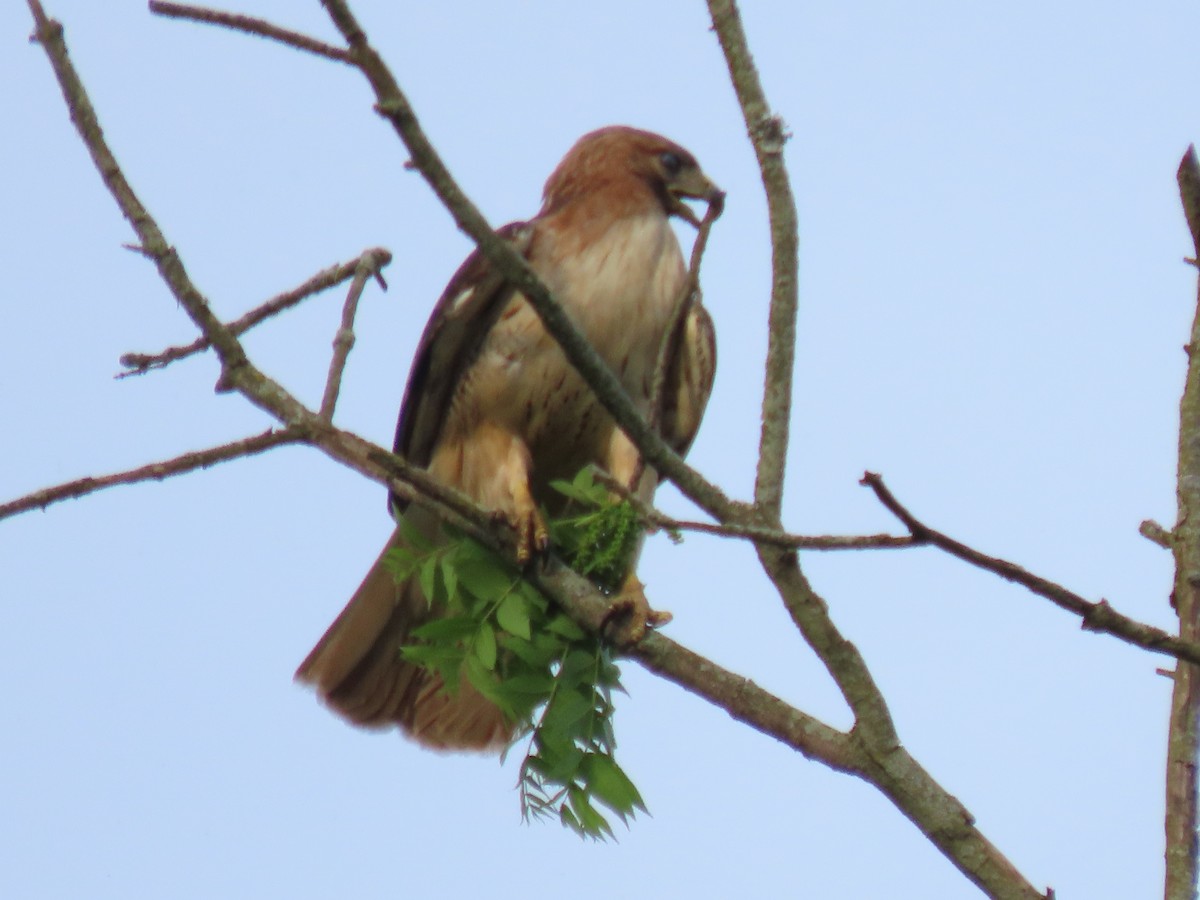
{"left": 387, "top": 468, "right": 648, "bottom": 838}
{"left": 548, "top": 467, "right": 643, "bottom": 593}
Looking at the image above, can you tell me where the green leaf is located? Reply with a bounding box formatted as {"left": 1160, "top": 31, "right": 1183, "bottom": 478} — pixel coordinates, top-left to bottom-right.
{"left": 515, "top": 579, "right": 550, "bottom": 614}
{"left": 455, "top": 555, "right": 516, "bottom": 600}
{"left": 497, "top": 634, "right": 559, "bottom": 671}
{"left": 463, "top": 654, "right": 503, "bottom": 706}
{"left": 475, "top": 621, "right": 497, "bottom": 670}
{"left": 540, "top": 688, "right": 594, "bottom": 744}
{"left": 549, "top": 478, "right": 592, "bottom": 505}
{"left": 558, "top": 804, "right": 583, "bottom": 836}
{"left": 558, "top": 649, "right": 597, "bottom": 685}
{"left": 496, "top": 593, "right": 532, "bottom": 640}
{"left": 546, "top": 614, "right": 586, "bottom": 641}
{"left": 399, "top": 644, "right": 463, "bottom": 667}
{"left": 382, "top": 546, "right": 421, "bottom": 581}
{"left": 409, "top": 617, "right": 478, "bottom": 642}
{"left": 582, "top": 753, "right": 646, "bottom": 819}
{"left": 568, "top": 784, "right": 613, "bottom": 839}
{"left": 398, "top": 516, "right": 435, "bottom": 552}
{"left": 439, "top": 554, "right": 459, "bottom": 604}
{"left": 498, "top": 672, "right": 556, "bottom": 698}
{"left": 531, "top": 742, "right": 585, "bottom": 782}
{"left": 418, "top": 555, "right": 440, "bottom": 605}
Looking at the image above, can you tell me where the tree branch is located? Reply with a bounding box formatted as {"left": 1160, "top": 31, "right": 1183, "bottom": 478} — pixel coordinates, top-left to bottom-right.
{"left": 319, "top": 248, "right": 387, "bottom": 420}
{"left": 1165, "top": 144, "right": 1200, "bottom": 900}
{"left": 590, "top": 467, "right": 913, "bottom": 550}
{"left": 1141, "top": 519, "right": 1173, "bottom": 550}
{"left": 705, "top": 0, "right": 799, "bottom": 521}
{"left": 147, "top": 1, "right": 353, "bottom": 64}
{"left": 695, "top": 5, "right": 1042, "bottom": 893}
{"left": 861, "top": 471, "right": 1200, "bottom": 668}
{"left": 119, "top": 247, "right": 391, "bottom": 377}
{"left": 647, "top": 196, "right": 723, "bottom": 434}
{"left": 0, "top": 428, "right": 303, "bottom": 523}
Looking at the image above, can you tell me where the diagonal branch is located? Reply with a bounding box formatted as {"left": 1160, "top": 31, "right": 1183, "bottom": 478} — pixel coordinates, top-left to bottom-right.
{"left": 30, "top": 1, "right": 250, "bottom": 381}
{"left": 119, "top": 247, "right": 391, "bottom": 377}
{"left": 147, "top": 1, "right": 353, "bottom": 64}
{"left": 0, "top": 428, "right": 304, "bottom": 523}
{"left": 861, "top": 471, "right": 1200, "bottom": 668}
{"left": 706, "top": 0, "right": 799, "bottom": 521}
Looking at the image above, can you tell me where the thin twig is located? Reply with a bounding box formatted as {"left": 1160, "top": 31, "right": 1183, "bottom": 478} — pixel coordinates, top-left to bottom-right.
{"left": 1140, "top": 519, "right": 1172, "bottom": 550}
{"left": 625, "top": 198, "right": 724, "bottom": 492}
{"left": 706, "top": 0, "right": 799, "bottom": 521}
{"left": 590, "top": 468, "right": 912, "bottom": 550}
{"left": 0, "top": 428, "right": 303, "bottom": 523}
{"left": 672, "top": 521, "right": 913, "bottom": 550}
{"left": 119, "top": 248, "right": 392, "bottom": 377}
{"left": 647, "top": 198, "right": 723, "bottom": 434}
{"left": 148, "top": 1, "right": 353, "bottom": 64}
{"left": 861, "top": 471, "right": 1200, "bottom": 668}
{"left": 319, "top": 249, "right": 386, "bottom": 420}
{"left": 29, "top": 1, "right": 252, "bottom": 381}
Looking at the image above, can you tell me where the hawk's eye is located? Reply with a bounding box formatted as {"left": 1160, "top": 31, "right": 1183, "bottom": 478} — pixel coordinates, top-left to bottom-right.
{"left": 659, "top": 151, "right": 683, "bottom": 175}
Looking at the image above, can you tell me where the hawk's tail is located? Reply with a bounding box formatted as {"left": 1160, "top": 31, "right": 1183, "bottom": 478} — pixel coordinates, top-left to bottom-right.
{"left": 295, "top": 524, "right": 511, "bottom": 752}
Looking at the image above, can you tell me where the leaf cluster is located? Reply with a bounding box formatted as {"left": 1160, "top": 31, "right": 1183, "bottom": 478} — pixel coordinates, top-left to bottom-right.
{"left": 548, "top": 468, "right": 643, "bottom": 593}
{"left": 386, "top": 471, "right": 648, "bottom": 838}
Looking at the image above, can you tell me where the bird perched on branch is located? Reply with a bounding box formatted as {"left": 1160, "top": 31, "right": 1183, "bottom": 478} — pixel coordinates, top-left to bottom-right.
{"left": 296, "top": 126, "right": 722, "bottom": 751}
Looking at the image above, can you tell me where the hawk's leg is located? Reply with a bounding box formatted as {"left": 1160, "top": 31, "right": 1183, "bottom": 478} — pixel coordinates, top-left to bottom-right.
{"left": 429, "top": 420, "right": 548, "bottom": 565}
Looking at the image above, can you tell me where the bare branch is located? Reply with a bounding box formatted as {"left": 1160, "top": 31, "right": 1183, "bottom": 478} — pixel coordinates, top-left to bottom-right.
{"left": 319, "top": 249, "right": 388, "bottom": 420}
{"left": 29, "top": 2, "right": 252, "bottom": 383}
{"left": 0, "top": 428, "right": 302, "bottom": 523}
{"left": 706, "top": 0, "right": 799, "bottom": 521}
{"left": 1141, "top": 519, "right": 1172, "bottom": 549}
{"left": 1166, "top": 144, "right": 1200, "bottom": 900}
{"left": 591, "top": 467, "right": 912, "bottom": 550}
{"left": 147, "top": 1, "right": 353, "bottom": 64}
{"left": 861, "top": 471, "right": 1200, "bottom": 668}
{"left": 119, "top": 248, "right": 391, "bottom": 377}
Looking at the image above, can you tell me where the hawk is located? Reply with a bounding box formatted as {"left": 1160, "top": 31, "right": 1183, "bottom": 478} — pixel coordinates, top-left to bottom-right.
{"left": 296, "top": 126, "right": 721, "bottom": 750}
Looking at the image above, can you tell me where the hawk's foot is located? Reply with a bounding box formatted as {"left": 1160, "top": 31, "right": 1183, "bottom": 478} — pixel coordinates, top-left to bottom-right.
{"left": 602, "top": 575, "right": 672, "bottom": 647}
{"left": 497, "top": 505, "right": 548, "bottom": 566}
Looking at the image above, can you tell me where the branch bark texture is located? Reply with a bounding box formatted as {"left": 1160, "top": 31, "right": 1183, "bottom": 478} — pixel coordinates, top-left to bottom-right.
{"left": 1166, "top": 144, "right": 1200, "bottom": 900}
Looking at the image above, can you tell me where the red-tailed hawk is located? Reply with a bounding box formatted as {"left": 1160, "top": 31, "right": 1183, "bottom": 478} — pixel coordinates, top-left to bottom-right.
{"left": 297, "top": 126, "right": 721, "bottom": 750}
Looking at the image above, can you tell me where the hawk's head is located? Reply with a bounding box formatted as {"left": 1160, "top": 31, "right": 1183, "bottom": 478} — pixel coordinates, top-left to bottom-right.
{"left": 541, "top": 126, "right": 724, "bottom": 225}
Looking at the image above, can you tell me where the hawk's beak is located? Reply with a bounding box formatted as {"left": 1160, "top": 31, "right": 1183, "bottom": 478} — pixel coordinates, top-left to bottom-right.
{"left": 668, "top": 169, "right": 725, "bottom": 228}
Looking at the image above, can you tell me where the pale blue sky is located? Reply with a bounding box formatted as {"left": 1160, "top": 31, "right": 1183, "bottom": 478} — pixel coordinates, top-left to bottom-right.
{"left": 3, "top": 2, "right": 1197, "bottom": 897}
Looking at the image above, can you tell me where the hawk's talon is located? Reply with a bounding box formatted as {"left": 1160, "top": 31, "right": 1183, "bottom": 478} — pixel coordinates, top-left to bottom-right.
{"left": 508, "top": 507, "right": 549, "bottom": 567}
{"left": 602, "top": 575, "right": 671, "bottom": 647}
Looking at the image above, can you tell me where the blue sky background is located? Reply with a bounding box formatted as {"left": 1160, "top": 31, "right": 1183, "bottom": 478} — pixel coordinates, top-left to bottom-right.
{"left": 3, "top": 2, "right": 1198, "bottom": 897}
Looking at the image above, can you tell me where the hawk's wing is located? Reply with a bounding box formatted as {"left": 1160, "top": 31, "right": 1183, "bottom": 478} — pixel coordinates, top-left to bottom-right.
{"left": 391, "top": 220, "right": 534, "bottom": 486}
{"left": 661, "top": 300, "right": 717, "bottom": 458}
